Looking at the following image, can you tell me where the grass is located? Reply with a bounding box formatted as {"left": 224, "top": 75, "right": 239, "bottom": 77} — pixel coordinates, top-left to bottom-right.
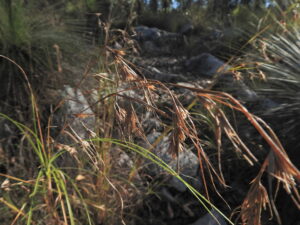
{"left": 0, "top": 1, "right": 300, "bottom": 225}
{"left": 0, "top": 91, "right": 231, "bottom": 224}
{"left": 1, "top": 37, "right": 300, "bottom": 224}
{"left": 227, "top": 3, "right": 300, "bottom": 223}
{"left": 0, "top": 0, "right": 88, "bottom": 127}
{"left": 92, "top": 44, "right": 300, "bottom": 224}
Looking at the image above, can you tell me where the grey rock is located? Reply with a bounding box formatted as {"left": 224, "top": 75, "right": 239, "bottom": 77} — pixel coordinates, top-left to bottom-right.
{"left": 189, "top": 209, "right": 227, "bottom": 225}
{"left": 240, "top": 88, "right": 258, "bottom": 102}
{"left": 142, "top": 41, "right": 160, "bottom": 53}
{"left": 215, "top": 74, "right": 259, "bottom": 103}
{"left": 134, "top": 26, "right": 162, "bottom": 42}
{"left": 145, "top": 133, "right": 201, "bottom": 192}
{"left": 179, "top": 23, "right": 194, "bottom": 36}
{"left": 58, "top": 85, "right": 95, "bottom": 141}
{"left": 133, "top": 26, "right": 182, "bottom": 54}
{"left": 259, "top": 98, "right": 280, "bottom": 113}
{"left": 110, "top": 147, "right": 142, "bottom": 182}
{"left": 185, "top": 53, "right": 230, "bottom": 77}
{"left": 142, "top": 114, "right": 161, "bottom": 134}
{"left": 134, "top": 26, "right": 181, "bottom": 43}
{"left": 141, "top": 66, "right": 187, "bottom": 82}
{"left": 235, "top": 82, "right": 259, "bottom": 102}
{"left": 49, "top": 86, "right": 96, "bottom": 168}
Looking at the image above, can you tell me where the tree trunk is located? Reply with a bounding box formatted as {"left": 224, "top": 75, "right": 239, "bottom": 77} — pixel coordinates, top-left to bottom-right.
{"left": 162, "top": 0, "right": 172, "bottom": 11}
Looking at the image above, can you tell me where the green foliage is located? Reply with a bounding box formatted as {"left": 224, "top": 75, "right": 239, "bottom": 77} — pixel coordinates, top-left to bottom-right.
{"left": 231, "top": 5, "right": 263, "bottom": 28}
{"left": 0, "top": 110, "right": 233, "bottom": 224}
{"left": 231, "top": 2, "right": 298, "bottom": 34}
{"left": 0, "top": 0, "right": 85, "bottom": 115}
{"left": 0, "top": 112, "right": 92, "bottom": 225}
{"left": 245, "top": 26, "right": 300, "bottom": 151}
{"left": 65, "top": 0, "right": 97, "bottom": 14}
{"left": 1, "top": 1, "right": 55, "bottom": 71}
{"left": 0, "top": 0, "right": 29, "bottom": 49}
{"left": 184, "top": 4, "right": 206, "bottom": 27}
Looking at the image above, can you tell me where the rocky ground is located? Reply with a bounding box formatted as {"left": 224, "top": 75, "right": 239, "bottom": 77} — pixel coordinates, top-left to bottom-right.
{"left": 4, "top": 24, "right": 295, "bottom": 225}
{"left": 124, "top": 26, "right": 249, "bottom": 225}
{"left": 110, "top": 26, "right": 299, "bottom": 225}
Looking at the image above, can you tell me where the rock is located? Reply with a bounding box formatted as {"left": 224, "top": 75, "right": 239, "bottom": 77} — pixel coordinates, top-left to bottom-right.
{"left": 236, "top": 84, "right": 258, "bottom": 102}
{"left": 145, "top": 133, "right": 201, "bottom": 192}
{"left": 110, "top": 147, "right": 142, "bottom": 182}
{"left": 209, "top": 29, "right": 224, "bottom": 41}
{"left": 189, "top": 209, "right": 227, "bottom": 225}
{"left": 142, "top": 112, "right": 161, "bottom": 134}
{"left": 141, "top": 66, "right": 187, "bottom": 82}
{"left": 55, "top": 85, "right": 95, "bottom": 141}
{"left": 134, "top": 26, "right": 162, "bottom": 42}
{"left": 260, "top": 98, "right": 279, "bottom": 110}
{"left": 214, "top": 74, "right": 259, "bottom": 103}
{"left": 133, "top": 26, "right": 183, "bottom": 54}
{"left": 185, "top": 53, "right": 230, "bottom": 78}
{"left": 230, "top": 81, "right": 259, "bottom": 103}
{"left": 179, "top": 23, "right": 194, "bottom": 36}
{"left": 142, "top": 41, "right": 160, "bottom": 54}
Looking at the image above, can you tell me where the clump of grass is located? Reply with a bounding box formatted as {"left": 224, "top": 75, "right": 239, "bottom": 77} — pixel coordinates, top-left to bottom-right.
{"left": 0, "top": 54, "right": 232, "bottom": 224}
{"left": 104, "top": 46, "right": 300, "bottom": 224}
{"left": 0, "top": 0, "right": 86, "bottom": 120}
{"left": 1, "top": 9, "right": 300, "bottom": 225}
{"left": 251, "top": 28, "right": 300, "bottom": 134}
{"left": 231, "top": 1, "right": 300, "bottom": 157}
{"left": 1, "top": 46, "right": 299, "bottom": 225}
{"left": 225, "top": 3, "right": 300, "bottom": 223}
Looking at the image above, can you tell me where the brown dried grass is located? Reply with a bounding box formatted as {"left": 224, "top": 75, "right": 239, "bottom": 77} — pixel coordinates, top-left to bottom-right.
{"left": 106, "top": 46, "right": 300, "bottom": 225}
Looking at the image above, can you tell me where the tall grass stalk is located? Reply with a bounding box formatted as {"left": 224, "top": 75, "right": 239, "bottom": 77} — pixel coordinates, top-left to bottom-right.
{"left": 90, "top": 137, "right": 234, "bottom": 225}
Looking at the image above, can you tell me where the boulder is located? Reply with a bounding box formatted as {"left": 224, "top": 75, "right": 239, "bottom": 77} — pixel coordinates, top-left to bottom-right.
{"left": 110, "top": 147, "right": 142, "bottom": 183}
{"left": 185, "top": 53, "right": 230, "bottom": 78}
{"left": 179, "top": 23, "right": 194, "bottom": 36}
{"left": 133, "top": 26, "right": 183, "bottom": 54}
{"left": 141, "top": 66, "right": 187, "bottom": 82}
{"left": 142, "top": 41, "right": 161, "bottom": 54}
{"left": 145, "top": 132, "right": 201, "bottom": 192}
{"left": 55, "top": 85, "right": 95, "bottom": 142}
{"left": 215, "top": 74, "right": 259, "bottom": 103}
{"left": 134, "top": 26, "right": 162, "bottom": 42}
